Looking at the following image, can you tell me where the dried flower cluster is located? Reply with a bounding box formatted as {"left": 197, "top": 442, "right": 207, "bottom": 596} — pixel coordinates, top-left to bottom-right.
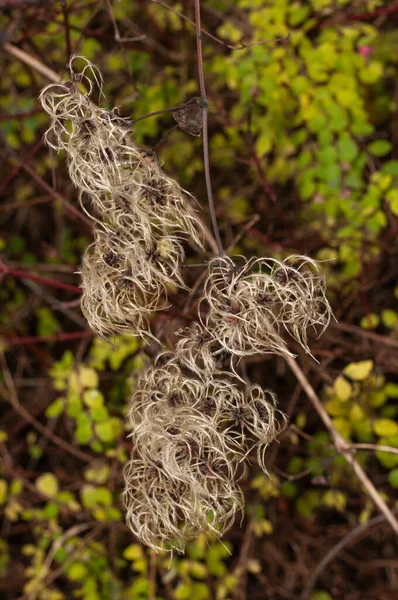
{"left": 40, "top": 58, "right": 332, "bottom": 554}
{"left": 123, "top": 255, "right": 331, "bottom": 551}
{"left": 123, "top": 352, "right": 284, "bottom": 551}
{"left": 39, "top": 57, "right": 203, "bottom": 339}
{"left": 202, "top": 255, "right": 331, "bottom": 360}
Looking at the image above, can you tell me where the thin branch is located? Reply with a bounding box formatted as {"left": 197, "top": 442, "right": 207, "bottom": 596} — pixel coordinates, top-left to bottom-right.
{"left": 332, "top": 321, "right": 398, "bottom": 350}
{"left": 149, "top": 549, "right": 157, "bottom": 600}
{"left": 61, "top": 0, "right": 72, "bottom": 60}
{"left": 3, "top": 42, "right": 61, "bottom": 83}
{"left": 28, "top": 523, "right": 92, "bottom": 600}
{"left": 194, "top": 0, "right": 224, "bottom": 257}
{"left": 131, "top": 101, "right": 198, "bottom": 125}
{"left": 350, "top": 443, "right": 398, "bottom": 456}
{"left": 2, "top": 330, "right": 93, "bottom": 346}
{"left": 20, "top": 161, "right": 92, "bottom": 229}
{"left": 20, "top": 277, "right": 86, "bottom": 328}
{"left": 0, "top": 352, "right": 93, "bottom": 463}
{"left": 104, "top": 0, "right": 146, "bottom": 43}
{"left": 0, "top": 129, "right": 91, "bottom": 230}
{"left": 151, "top": 0, "right": 288, "bottom": 51}
{"left": 27, "top": 523, "right": 93, "bottom": 600}
{"left": 0, "top": 262, "right": 81, "bottom": 294}
{"left": 232, "top": 521, "right": 254, "bottom": 600}
{"left": 301, "top": 509, "right": 398, "bottom": 599}
{"left": 285, "top": 354, "right": 398, "bottom": 537}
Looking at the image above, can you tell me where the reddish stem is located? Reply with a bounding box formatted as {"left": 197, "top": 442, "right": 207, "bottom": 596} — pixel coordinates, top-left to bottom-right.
{"left": 348, "top": 2, "right": 398, "bottom": 21}
{"left": 3, "top": 330, "right": 93, "bottom": 346}
{"left": 0, "top": 264, "right": 81, "bottom": 294}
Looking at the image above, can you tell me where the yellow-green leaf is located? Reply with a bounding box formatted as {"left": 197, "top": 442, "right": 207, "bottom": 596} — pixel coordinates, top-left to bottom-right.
{"left": 0, "top": 479, "right": 8, "bottom": 505}
{"left": 78, "top": 366, "right": 99, "bottom": 389}
{"left": 343, "top": 360, "right": 373, "bottom": 381}
{"left": 123, "top": 544, "right": 143, "bottom": 561}
{"left": 381, "top": 309, "right": 398, "bottom": 328}
{"left": 386, "top": 189, "right": 398, "bottom": 215}
{"left": 359, "top": 313, "right": 379, "bottom": 330}
{"left": 35, "top": 473, "right": 59, "bottom": 498}
{"left": 374, "top": 419, "right": 398, "bottom": 437}
{"left": 349, "top": 404, "right": 366, "bottom": 423}
{"left": 332, "top": 418, "right": 352, "bottom": 440}
{"left": 334, "top": 376, "right": 352, "bottom": 402}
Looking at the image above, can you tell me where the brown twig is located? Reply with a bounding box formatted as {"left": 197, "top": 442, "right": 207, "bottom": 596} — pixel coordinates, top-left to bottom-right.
{"left": 27, "top": 523, "right": 93, "bottom": 600}
{"left": 149, "top": 549, "right": 157, "bottom": 600}
{"left": 332, "top": 321, "right": 398, "bottom": 350}
{"left": 2, "top": 330, "right": 93, "bottom": 346}
{"left": 0, "top": 261, "right": 81, "bottom": 294}
{"left": 0, "top": 352, "right": 94, "bottom": 463}
{"left": 301, "top": 509, "right": 398, "bottom": 598}
{"left": 150, "top": 0, "right": 288, "bottom": 51}
{"left": 61, "top": 0, "right": 72, "bottom": 60}
{"left": 232, "top": 521, "right": 254, "bottom": 600}
{"left": 194, "top": 0, "right": 224, "bottom": 257}
{"left": 285, "top": 354, "right": 398, "bottom": 537}
{"left": 350, "top": 443, "right": 398, "bottom": 456}
{"left": 3, "top": 42, "right": 61, "bottom": 83}
{"left": 19, "top": 161, "right": 92, "bottom": 229}
{"left": 104, "top": 0, "right": 146, "bottom": 43}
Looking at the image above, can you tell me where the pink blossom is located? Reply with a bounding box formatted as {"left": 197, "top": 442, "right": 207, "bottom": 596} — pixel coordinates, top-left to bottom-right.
{"left": 359, "top": 45, "right": 372, "bottom": 57}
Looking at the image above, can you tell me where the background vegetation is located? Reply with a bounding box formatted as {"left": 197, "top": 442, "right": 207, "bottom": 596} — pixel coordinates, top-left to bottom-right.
{"left": 1, "top": 0, "right": 398, "bottom": 598}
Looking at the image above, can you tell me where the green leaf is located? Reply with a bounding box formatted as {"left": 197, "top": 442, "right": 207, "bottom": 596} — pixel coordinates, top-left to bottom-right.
{"left": 385, "top": 383, "right": 398, "bottom": 399}
{"left": 296, "top": 490, "right": 321, "bottom": 518}
{"left": 332, "top": 417, "right": 352, "bottom": 440}
{"left": 359, "top": 313, "right": 380, "bottom": 330}
{"left": 190, "top": 561, "right": 207, "bottom": 579}
{"left": 359, "top": 61, "right": 382, "bottom": 84}
{"left": 388, "top": 469, "right": 398, "bottom": 489}
{"left": 68, "top": 562, "right": 88, "bottom": 581}
{"left": 78, "top": 366, "right": 99, "bottom": 389}
{"left": 35, "top": 473, "right": 59, "bottom": 499}
{"left": 95, "top": 422, "right": 114, "bottom": 443}
{"left": 322, "top": 490, "right": 347, "bottom": 512}
{"left": 381, "top": 309, "right": 398, "bottom": 328}
{"left": 334, "top": 376, "right": 352, "bottom": 401}
{"left": 280, "top": 481, "right": 297, "bottom": 499}
{"left": 175, "top": 584, "right": 191, "bottom": 600}
{"left": 370, "top": 390, "right": 387, "bottom": 408}
{"left": 66, "top": 393, "right": 82, "bottom": 418}
{"left": 90, "top": 405, "right": 109, "bottom": 422}
{"left": 95, "top": 487, "right": 112, "bottom": 506}
{"left": 45, "top": 398, "right": 64, "bottom": 419}
{"left": 84, "top": 464, "right": 110, "bottom": 484}
{"left": 386, "top": 189, "right": 398, "bottom": 215}
{"left": 310, "top": 593, "right": 333, "bottom": 600}
{"left": 75, "top": 421, "right": 93, "bottom": 445}
{"left": 123, "top": 544, "right": 143, "bottom": 561}
{"left": 368, "top": 140, "right": 392, "bottom": 157}
{"left": 42, "top": 502, "right": 60, "bottom": 519}
{"left": 325, "top": 398, "right": 347, "bottom": 417}
{"left": 83, "top": 389, "right": 104, "bottom": 408}
{"left": 80, "top": 484, "right": 97, "bottom": 508}
{"left": 374, "top": 419, "right": 398, "bottom": 437}
{"left": 256, "top": 132, "right": 272, "bottom": 155}
{"left": 337, "top": 134, "right": 358, "bottom": 162}
{"left": 0, "top": 480, "right": 8, "bottom": 505}
{"left": 383, "top": 160, "right": 398, "bottom": 176}
{"left": 349, "top": 403, "right": 366, "bottom": 423}
{"left": 343, "top": 360, "right": 373, "bottom": 381}
{"left": 376, "top": 436, "right": 398, "bottom": 469}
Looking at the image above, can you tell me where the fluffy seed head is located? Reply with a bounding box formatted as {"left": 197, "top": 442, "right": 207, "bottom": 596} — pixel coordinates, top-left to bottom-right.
{"left": 202, "top": 255, "right": 332, "bottom": 358}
